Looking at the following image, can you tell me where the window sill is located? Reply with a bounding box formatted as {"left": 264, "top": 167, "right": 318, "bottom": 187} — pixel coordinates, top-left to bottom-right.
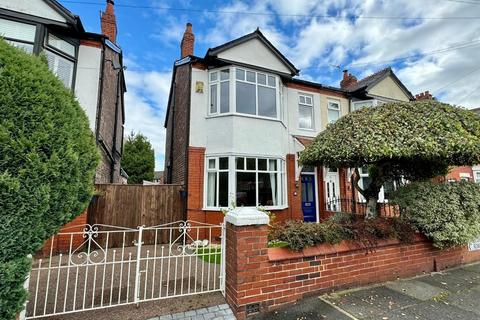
{"left": 202, "top": 205, "right": 289, "bottom": 211}
{"left": 206, "top": 112, "right": 285, "bottom": 124}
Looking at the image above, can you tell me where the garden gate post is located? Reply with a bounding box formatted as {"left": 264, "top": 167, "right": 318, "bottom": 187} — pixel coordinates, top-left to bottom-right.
{"left": 224, "top": 208, "right": 270, "bottom": 320}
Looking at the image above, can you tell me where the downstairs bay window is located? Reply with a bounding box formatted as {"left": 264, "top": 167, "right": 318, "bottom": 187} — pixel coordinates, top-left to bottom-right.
{"left": 204, "top": 156, "right": 286, "bottom": 209}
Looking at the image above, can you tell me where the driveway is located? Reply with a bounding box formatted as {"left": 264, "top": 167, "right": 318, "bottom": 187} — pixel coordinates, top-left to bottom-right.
{"left": 252, "top": 262, "right": 480, "bottom": 320}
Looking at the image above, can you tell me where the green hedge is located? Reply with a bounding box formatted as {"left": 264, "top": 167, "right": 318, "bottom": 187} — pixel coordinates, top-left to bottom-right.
{"left": 0, "top": 39, "right": 98, "bottom": 318}
{"left": 0, "top": 258, "right": 31, "bottom": 320}
{"left": 391, "top": 181, "right": 480, "bottom": 248}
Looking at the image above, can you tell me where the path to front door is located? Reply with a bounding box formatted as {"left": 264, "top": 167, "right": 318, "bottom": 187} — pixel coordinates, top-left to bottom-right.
{"left": 301, "top": 174, "right": 317, "bottom": 222}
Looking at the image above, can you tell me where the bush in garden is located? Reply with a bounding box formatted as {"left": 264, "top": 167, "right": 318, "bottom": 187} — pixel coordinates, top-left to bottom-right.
{"left": 0, "top": 39, "right": 98, "bottom": 319}
{"left": 391, "top": 181, "right": 480, "bottom": 248}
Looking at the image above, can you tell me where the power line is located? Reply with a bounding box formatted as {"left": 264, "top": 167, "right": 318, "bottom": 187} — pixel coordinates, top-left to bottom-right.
{"left": 443, "top": 0, "right": 480, "bottom": 5}
{"left": 60, "top": 0, "right": 480, "bottom": 20}
{"left": 433, "top": 65, "right": 480, "bottom": 93}
{"left": 457, "top": 84, "right": 480, "bottom": 104}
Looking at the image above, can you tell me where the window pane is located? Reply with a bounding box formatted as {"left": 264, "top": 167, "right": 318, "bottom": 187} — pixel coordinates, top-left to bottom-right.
{"left": 208, "top": 159, "right": 216, "bottom": 169}
{"left": 268, "top": 76, "right": 276, "bottom": 87}
{"left": 236, "top": 172, "right": 256, "bottom": 206}
{"left": 328, "top": 109, "right": 339, "bottom": 123}
{"left": 0, "top": 18, "right": 36, "bottom": 42}
{"left": 5, "top": 40, "right": 33, "bottom": 53}
{"left": 362, "top": 176, "right": 372, "bottom": 190}
{"left": 269, "top": 159, "right": 277, "bottom": 171}
{"left": 258, "top": 159, "right": 267, "bottom": 171}
{"left": 305, "top": 96, "right": 312, "bottom": 105}
{"left": 258, "top": 86, "right": 276, "bottom": 118}
{"left": 354, "top": 101, "right": 373, "bottom": 110}
{"left": 236, "top": 68, "right": 245, "bottom": 80}
{"left": 329, "top": 101, "right": 340, "bottom": 110}
{"left": 258, "top": 73, "right": 266, "bottom": 85}
{"left": 207, "top": 172, "right": 217, "bottom": 207}
{"left": 299, "top": 105, "right": 313, "bottom": 129}
{"left": 299, "top": 96, "right": 305, "bottom": 104}
{"left": 259, "top": 172, "right": 277, "bottom": 206}
{"left": 47, "top": 33, "right": 75, "bottom": 56}
{"left": 302, "top": 165, "right": 315, "bottom": 173}
{"left": 383, "top": 181, "right": 395, "bottom": 200}
{"left": 219, "top": 157, "right": 229, "bottom": 170}
{"left": 246, "top": 71, "right": 255, "bottom": 82}
{"left": 219, "top": 172, "right": 229, "bottom": 207}
{"left": 45, "top": 50, "right": 74, "bottom": 88}
{"left": 236, "top": 82, "right": 256, "bottom": 115}
{"left": 247, "top": 158, "right": 256, "bottom": 170}
{"left": 220, "top": 81, "right": 229, "bottom": 113}
{"left": 236, "top": 157, "right": 244, "bottom": 170}
{"left": 220, "top": 69, "right": 229, "bottom": 80}
{"left": 210, "top": 84, "right": 217, "bottom": 114}
{"left": 210, "top": 72, "right": 218, "bottom": 81}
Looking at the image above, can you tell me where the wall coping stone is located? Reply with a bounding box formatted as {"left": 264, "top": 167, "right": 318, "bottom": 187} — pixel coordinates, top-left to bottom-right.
{"left": 225, "top": 207, "right": 270, "bottom": 226}
{"left": 268, "top": 234, "right": 429, "bottom": 262}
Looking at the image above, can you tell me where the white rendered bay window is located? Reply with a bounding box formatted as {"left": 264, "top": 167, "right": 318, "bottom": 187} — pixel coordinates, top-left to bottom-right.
{"left": 204, "top": 156, "right": 286, "bottom": 209}
{"left": 208, "top": 67, "right": 279, "bottom": 119}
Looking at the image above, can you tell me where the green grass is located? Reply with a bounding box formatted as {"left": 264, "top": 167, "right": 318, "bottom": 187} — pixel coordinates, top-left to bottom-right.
{"left": 268, "top": 240, "right": 289, "bottom": 248}
{"left": 195, "top": 246, "right": 222, "bottom": 264}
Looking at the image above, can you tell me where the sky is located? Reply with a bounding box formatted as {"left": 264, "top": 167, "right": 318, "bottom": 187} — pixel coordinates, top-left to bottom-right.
{"left": 59, "top": 0, "right": 480, "bottom": 171}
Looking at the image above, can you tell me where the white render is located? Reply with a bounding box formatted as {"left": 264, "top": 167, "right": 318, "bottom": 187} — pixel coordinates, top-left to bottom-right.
{"left": 216, "top": 38, "right": 292, "bottom": 75}
{"left": 225, "top": 207, "right": 270, "bottom": 226}
{"left": 1, "top": 0, "right": 67, "bottom": 22}
{"left": 75, "top": 45, "right": 102, "bottom": 130}
{"left": 368, "top": 76, "right": 411, "bottom": 102}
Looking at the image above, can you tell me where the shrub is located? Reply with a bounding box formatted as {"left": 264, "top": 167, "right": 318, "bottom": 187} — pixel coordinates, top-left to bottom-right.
{"left": 391, "top": 181, "right": 480, "bottom": 248}
{"left": 0, "top": 39, "right": 98, "bottom": 318}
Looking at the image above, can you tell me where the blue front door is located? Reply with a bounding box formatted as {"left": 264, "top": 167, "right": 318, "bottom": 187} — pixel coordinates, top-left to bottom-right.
{"left": 301, "top": 174, "right": 317, "bottom": 222}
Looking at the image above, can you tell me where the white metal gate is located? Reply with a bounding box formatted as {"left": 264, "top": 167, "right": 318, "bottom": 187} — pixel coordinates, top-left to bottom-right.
{"left": 26, "top": 220, "right": 225, "bottom": 318}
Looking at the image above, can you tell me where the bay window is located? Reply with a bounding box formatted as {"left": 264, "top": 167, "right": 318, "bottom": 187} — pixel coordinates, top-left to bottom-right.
{"left": 209, "top": 67, "right": 279, "bottom": 120}
{"left": 352, "top": 100, "right": 374, "bottom": 111}
{"left": 205, "top": 155, "right": 286, "bottom": 209}
{"left": 298, "top": 93, "right": 314, "bottom": 129}
{"left": 327, "top": 99, "right": 340, "bottom": 123}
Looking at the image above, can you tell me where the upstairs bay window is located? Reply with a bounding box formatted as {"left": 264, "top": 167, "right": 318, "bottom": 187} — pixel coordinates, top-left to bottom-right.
{"left": 327, "top": 99, "right": 340, "bottom": 123}
{"left": 0, "top": 18, "right": 36, "bottom": 53}
{"left": 204, "top": 155, "right": 286, "bottom": 209}
{"left": 208, "top": 67, "right": 279, "bottom": 120}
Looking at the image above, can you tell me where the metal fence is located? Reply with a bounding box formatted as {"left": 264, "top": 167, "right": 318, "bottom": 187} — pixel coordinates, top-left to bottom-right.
{"left": 325, "top": 197, "right": 400, "bottom": 217}
{"left": 26, "top": 221, "right": 225, "bottom": 319}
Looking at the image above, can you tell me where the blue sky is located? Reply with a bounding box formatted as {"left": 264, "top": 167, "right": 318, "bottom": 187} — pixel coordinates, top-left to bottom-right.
{"left": 59, "top": 0, "right": 480, "bottom": 170}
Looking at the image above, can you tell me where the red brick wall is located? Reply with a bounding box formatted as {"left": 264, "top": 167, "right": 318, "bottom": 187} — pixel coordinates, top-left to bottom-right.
{"left": 445, "top": 166, "right": 474, "bottom": 182}
{"left": 225, "top": 222, "right": 480, "bottom": 319}
{"left": 40, "top": 211, "right": 88, "bottom": 257}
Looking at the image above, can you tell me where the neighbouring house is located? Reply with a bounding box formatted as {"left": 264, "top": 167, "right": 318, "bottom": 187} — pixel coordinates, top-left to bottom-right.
{"left": 163, "top": 24, "right": 419, "bottom": 224}
{"left": 0, "top": 0, "right": 127, "bottom": 183}
{"left": 153, "top": 171, "right": 164, "bottom": 184}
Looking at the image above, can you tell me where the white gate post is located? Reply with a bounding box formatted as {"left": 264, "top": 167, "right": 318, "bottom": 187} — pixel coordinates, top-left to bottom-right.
{"left": 134, "top": 226, "right": 144, "bottom": 306}
{"left": 220, "top": 221, "right": 226, "bottom": 296}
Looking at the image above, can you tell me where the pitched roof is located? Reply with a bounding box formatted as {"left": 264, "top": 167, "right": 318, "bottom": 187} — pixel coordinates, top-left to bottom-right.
{"left": 206, "top": 29, "right": 299, "bottom": 76}
{"left": 345, "top": 67, "right": 414, "bottom": 100}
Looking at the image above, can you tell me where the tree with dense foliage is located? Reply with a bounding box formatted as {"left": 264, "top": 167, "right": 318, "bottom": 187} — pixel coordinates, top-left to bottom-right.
{"left": 391, "top": 181, "right": 480, "bottom": 248}
{"left": 300, "top": 101, "right": 480, "bottom": 218}
{"left": 122, "top": 132, "right": 155, "bottom": 184}
{"left": 0, "top": 40, "right": 98, "bottom": 319}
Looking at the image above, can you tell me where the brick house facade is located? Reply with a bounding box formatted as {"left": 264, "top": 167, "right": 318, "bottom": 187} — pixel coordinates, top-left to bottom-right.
{"left": 0, "top": 0, "right": 126, "bottom": 184}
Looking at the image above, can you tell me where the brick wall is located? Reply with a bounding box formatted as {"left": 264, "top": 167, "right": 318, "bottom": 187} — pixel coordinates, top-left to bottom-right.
{"left": 225, "top": 222, "right": 480, "bottom": 319}
{"left": 164, "top": 64, "right": 191, "bottom": 185}
{"left": 95, "top": 45, "right": 125, "bottom": 183}
{"left": 445, "top": 166, "right": 474, "bottom": 182}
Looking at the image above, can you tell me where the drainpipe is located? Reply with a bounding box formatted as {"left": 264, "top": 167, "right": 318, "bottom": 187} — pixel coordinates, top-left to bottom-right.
{"left": 110, "top": 66, "right": 122, "bottom": 183}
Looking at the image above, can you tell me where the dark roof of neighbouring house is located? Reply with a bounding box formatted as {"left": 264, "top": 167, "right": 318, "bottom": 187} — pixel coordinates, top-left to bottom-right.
{"left": 345, "top": 67, "right": 414, "bottom": 100}
{"left": 154, "top": 171, "right": 164, "bottom": 180}
{"left": 471, "top": 107, "right": 480, "bottom": 115}
{"left": 294, "top": 135, "right": 315, "bottom": 147}
{"left": 206, "top": 28, "right": 300, "bottom": 76}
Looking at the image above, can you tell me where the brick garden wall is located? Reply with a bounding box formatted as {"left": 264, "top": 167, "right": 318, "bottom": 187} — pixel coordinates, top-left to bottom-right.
{"left": 225, "top": 222, "right": 480, "bottom": 319}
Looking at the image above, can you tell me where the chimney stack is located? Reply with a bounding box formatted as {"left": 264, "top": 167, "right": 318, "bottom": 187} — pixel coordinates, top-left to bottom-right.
{"left": 181, "top": 23, "right": 195, "bottom": 58}
{"left": 101, "top": 0, "right": 117, "bottom": 43}
{"left": 415, "top": 91, "right": 434, "bottom": 100}
{"left": 340, "top": 69, "right": 357, "bottom": 89}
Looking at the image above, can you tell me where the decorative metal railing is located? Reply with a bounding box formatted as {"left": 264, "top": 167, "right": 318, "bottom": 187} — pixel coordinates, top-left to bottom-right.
{"left": 26, "top": 221, "right": 225, "bottom": 319}
{"left": 325, "top": 197, "right": 400, "bottom": 217}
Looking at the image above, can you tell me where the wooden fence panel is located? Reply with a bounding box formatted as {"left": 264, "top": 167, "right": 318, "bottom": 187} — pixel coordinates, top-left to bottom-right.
{"left": 88, "top": 184, "right": 185, "bottom": 246}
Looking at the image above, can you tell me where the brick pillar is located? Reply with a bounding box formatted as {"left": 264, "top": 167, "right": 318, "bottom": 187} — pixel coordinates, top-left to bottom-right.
{"left": 225, "top": 208, "right": 270, "bottom": 319}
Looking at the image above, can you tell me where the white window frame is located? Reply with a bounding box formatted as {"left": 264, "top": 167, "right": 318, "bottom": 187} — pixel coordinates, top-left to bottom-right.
{"left": 474, "top": 171, "right": 480, "bottom": 183}
{"left": 205, "top": 157, "right": 230, "bottom": 208}
{"left": 298, "top": 93, "right": 314, "bottom": 130}
{"left": 207, "top": 66, "right": 280, "bottom": 121}
{"left": 327, "top": 99, "right": 341, "bottom": 124}
{"left": 352, "top": 99, "right": 375, "bottom": 111}
{"left": 208, "top": 68, "right": 230, "bottom": 115}
{"left": 203, "top": 155, "right": 287, "bottom": 210}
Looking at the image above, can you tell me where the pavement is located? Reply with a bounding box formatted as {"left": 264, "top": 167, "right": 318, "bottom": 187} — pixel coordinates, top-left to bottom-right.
{"left": 147, "top": 303, "right": 236, "bottom": 320}
{"left": 252, "top": 262, "right": 480, "bottom": 320}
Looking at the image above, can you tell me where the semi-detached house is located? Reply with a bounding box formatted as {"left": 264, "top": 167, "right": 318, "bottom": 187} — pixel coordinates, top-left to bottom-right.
{"left": 164, "top": 23, "right": 416, "bottom": 225}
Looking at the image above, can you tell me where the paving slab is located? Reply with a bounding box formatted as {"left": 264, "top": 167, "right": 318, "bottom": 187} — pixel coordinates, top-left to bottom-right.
{"left": 380, "top": 300, "right": 479, "bottom": 320}
{"left": 461, "top": 263, "right": 480, "bottom": 274}
{"left": 385, "top": 279, "right": 447, "bottom": 301}
{"left": 250, "top": 296, "right": 353, "bottom": 320}
{"left": 417, "top": 269, "right": 480, "bottom": 293}
{"left": 327, "top": 286, "right": 419, "bottom": 319}
{"left": 445, "top": 287, "right": 480, "bottom": 316}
